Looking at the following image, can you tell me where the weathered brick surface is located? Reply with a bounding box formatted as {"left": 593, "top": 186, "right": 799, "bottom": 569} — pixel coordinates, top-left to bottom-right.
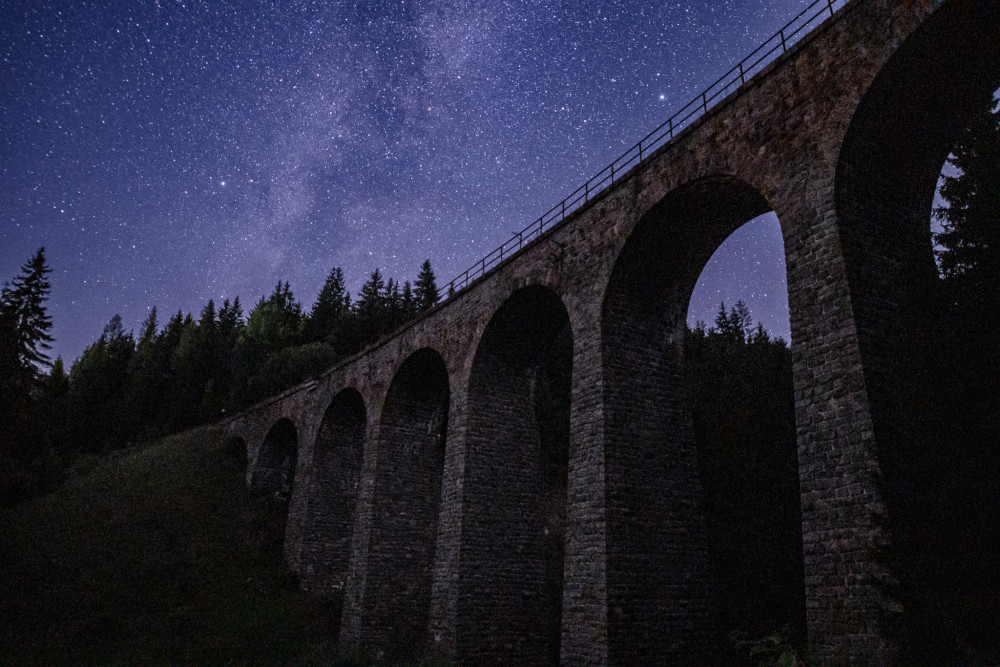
{"left": 457, "top": 286, "right": 571, "bottom": 665}
{"left": 221, "top": 0, "right": 997, "bottom": 662}
{"left": 362, "top": 349, "right": 449, "bottom": 657}
{"left": 297, "top": 389, "right": 366, "bottom": 595}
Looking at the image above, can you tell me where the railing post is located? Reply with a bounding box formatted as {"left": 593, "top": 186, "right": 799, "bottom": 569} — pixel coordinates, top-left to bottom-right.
{"left": 585, "top": 181, "right": 589, "bottom": 202}
{"left": 780, "top": 28, "right": 787, "bottom": 52}
{"left": 739, "top": 61, "right": 745, "bottom": 84}
{"left": 611, "top": 163, "right": 615, "bottom": 183}
{"left": 828, "top": 0, "right": 834, "bottom": 16}
{"left": 561, "top": 200, "right": 566, "bottom": 220}
{"left": 702, "top": 91, "right": 708, "bottom": 113}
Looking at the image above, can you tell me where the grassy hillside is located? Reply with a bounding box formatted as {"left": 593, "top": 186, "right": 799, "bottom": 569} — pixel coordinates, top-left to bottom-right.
{"left": 0, "top": 426, "right": 342, "bottom": 664}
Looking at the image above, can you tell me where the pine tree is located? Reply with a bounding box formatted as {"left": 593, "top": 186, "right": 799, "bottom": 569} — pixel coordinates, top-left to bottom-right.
{"left": 713, "top": 300, "right": 753, "bottom": 344}
{"left": 402, "top": 280, "right": 417, "bottom": 321}
{"left": 199, "top": 300, "right": 218, "bottom": 345}
{"left": 137, "top": 307, "right": 158, "bottom": 352}
{"left": 67, "top": 314, "right": 135, "bottom": 451}
{"left": 126, "top": 307, "right": 160, "bottom": 440}
{"left": 0, "top": 247, "right": 54, "bottom": 376}
{"left": 414, "top": 259, "right": 439, "bottom": 312}
{"left": 0, "top": 248, "right": 55, "bottom": 464}
{"left": 217, "top": 297, "right": 244, "bottom": 350}
{"left": 355, "top": 269, "right": 386, "bottom": 342}
{"left": 307, "top": 267, "right": 348, "bottom": 342}
{"left": 208, "top": 298, "right": 244, "bottom": 418}
{"left": 384, "top": 278, "right": 402, "bottom": 330}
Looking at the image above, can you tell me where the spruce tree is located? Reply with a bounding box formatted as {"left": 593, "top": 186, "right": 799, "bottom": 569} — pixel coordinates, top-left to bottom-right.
{"left": 137, "top": 307, "right": 158, "bottom": 352}
{"left": 355, "top": 268, "right": 386, "bottom": 341}
{"left": 414, "top": 260, "right": 439, "bottom": 312}
{"left": 0, "top": 247, "right": 54, "bottom": 376}
{"left": 384, "top": 278, "right": 402, "bottom": 330}
{"left": 127, "top": 307, "right": 160, "bottom": 440}
{"left": 402, "top": 280, "right": 416, "bottom": 320}
{"left": 307, "top": 267, "right": 347, "bottom": 342}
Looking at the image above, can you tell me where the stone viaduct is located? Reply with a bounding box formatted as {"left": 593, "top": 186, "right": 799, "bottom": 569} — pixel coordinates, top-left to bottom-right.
{"left": 224, "top": 0, "right": 999, "bottom": 662}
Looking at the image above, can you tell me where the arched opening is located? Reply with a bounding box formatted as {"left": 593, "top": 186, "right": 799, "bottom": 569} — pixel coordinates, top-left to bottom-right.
{"left": 364, "top": 348, "right": 448, "bottom": 658}
{"left": 301, "top": 389, "right": 366, "bottom": 606}
{"left": 601, "top": 175, "right": 803, "bottom": 662}
{"left": 249, "top": 419, "right": 298, "bottom": 558}
{"left": 458, "top": 285, "right": 572, "bottom": 665}
{"left": 684, "top": 214, "right": 804, "bottom": 660}
{"left": 224, "top": 435, "right": 248, "bottom": 471}
{"left": 835, "top": 0, "right": 1000, "bottom": 660}
{"left": 251, "top": 418, "right": 298, "bottom": 502}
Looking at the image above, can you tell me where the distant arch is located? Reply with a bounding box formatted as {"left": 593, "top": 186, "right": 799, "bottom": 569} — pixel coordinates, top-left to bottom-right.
{"left": 364, "top": 348, "right": 449, "bottom": 658}
{"left": 250, "top": 418, "right": 298, "bottom": 501}
{"left": 224, "top": 435, "right": 248, "bottom": 471}
{"left": 301, "top": 388, "right": 367, "bottom": 599}
{"left": 458, "top": 285, "right": 572, "bottom": 665}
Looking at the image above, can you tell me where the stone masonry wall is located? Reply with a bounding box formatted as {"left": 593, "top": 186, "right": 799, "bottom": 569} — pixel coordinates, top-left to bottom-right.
{"left": 362, "top": 349, "right": 449, "bottom": 657}
{"left": 458, "top": 286, "right": 571, "bottom": 665}
{"left": 297, "top": 389, "right": 366, "bottom": 596}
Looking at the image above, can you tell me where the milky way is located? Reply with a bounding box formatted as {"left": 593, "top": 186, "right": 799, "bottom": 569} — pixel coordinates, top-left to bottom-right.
{"left": 2, "top": 0, "right": 821, "bottom": 363}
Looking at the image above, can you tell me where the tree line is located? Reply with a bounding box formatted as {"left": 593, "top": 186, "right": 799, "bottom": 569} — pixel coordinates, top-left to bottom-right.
{"left": 0, "top": 259, "right": 440, "bottom": 506}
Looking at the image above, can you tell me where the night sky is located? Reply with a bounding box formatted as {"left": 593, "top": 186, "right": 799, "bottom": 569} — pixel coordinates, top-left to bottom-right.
{"left": 2, "top": 0, "right": 816, "bottom": 365}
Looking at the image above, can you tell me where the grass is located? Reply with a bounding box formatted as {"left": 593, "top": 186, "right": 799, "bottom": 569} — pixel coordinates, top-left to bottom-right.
{"left": 0, "top": 426, "right": 344, "bottom": 665}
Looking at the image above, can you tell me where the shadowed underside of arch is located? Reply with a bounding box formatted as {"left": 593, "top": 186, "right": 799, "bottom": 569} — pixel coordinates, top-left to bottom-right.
{"left": 458, "top": 285, "right": 572, "bottom": 665}
{"left": 300, "top": 389, "right": 366, "bottom": 597}
{"left": 835, "top": 0, "right": 1000, "bottom": 659}
{"left": 601, "top": 175, "right": 777, "bottom": 663}
{"left": 251, "top": 418, "right": 298, "bottom": 501}
{"left": 364, "top": 348, "right": 449, "bottom": 658}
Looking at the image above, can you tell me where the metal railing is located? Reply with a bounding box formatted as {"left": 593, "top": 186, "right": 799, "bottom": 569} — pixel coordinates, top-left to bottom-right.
{"left": 441, "top": 0, "right": 848, "bottom": 298}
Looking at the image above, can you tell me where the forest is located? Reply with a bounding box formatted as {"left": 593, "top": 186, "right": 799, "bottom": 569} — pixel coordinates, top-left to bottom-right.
{"left": 0, "top": 259, "right": 440, "bottom": 506}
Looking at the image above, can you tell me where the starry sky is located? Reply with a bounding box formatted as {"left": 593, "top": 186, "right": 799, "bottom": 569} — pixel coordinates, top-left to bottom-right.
{"left": 2, "top": 0, "right": 822, "bottom": 365}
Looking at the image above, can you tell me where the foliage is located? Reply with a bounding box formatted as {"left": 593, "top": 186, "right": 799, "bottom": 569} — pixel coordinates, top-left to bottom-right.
{"left": 730, "top": 626, "right": 805, "bottom": 667}
{"left": 241, "top": 342, "right": 338, "bottom": 408}
{"left": 414, "top": 259, "right": 439, "bottom": 313}
{"left": 1, "top": 256, "right": 442, "bottom": 507}
{"left": 305, "top": 267, "right": 350, "bottom": 347}
{"left": 0, "top": 248, "right": 54, "bottom": 463}
{"left": 685, "top": 301, "right": 805, "bottom": 654}
{"left": 0, "top": 247, "right": 54, "bottom": 376}
{"left": 934, "top": 91, "right": 1000, "bottom": 290}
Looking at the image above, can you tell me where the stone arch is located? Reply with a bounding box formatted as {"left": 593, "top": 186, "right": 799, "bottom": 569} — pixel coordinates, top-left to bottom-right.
{"left": 364, "top": 348, "right": 449, "bottom": 657}
{"left": 457, "top": 284, "right": 572, "bottom": 665}
{"left": 250, "top": 418, "right": 298, "bottom": 501}
{"left": 834, "top": 0, "right": 1000, "bottom": 658}
{"left": 601, "top": 174, "right": 804, "bottom": 662}
{"left": 300, "top": 388, "right": 367, "bottom": 598}
{"left": 836, "top": 0, "right": 1000, "bottom": 433}
{"left": 224, "top": 435, "right": 248, "bottom": 471}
